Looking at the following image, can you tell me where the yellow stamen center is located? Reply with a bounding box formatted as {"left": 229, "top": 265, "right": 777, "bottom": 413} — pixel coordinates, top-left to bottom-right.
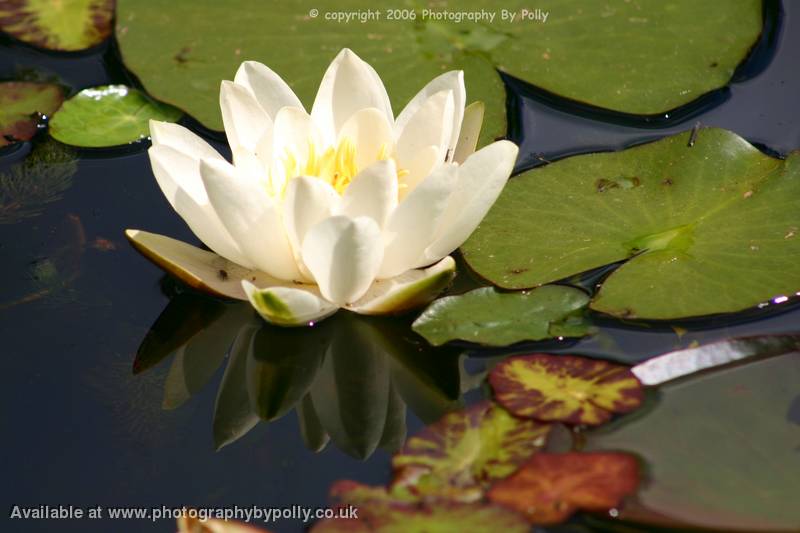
{"left": 274, "top": 137, "right": 409, "bottom": 196}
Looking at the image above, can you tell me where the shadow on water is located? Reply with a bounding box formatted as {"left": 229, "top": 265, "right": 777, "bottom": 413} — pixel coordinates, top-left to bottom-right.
{"left": 134, "top": 290, "right": 468, "bottom": 460}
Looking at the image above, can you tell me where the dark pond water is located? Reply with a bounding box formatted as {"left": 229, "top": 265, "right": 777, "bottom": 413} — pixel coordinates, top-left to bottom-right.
{"left": 2, "top": 2, "right": 799, "bottom": 532}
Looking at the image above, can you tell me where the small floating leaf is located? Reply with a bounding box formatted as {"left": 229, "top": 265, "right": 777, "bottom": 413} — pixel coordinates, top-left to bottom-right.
{"left": 487, "top": 452, "right": 640, "bottom": 525}
{"left": 312, "top": 480, "right": 528, "bottom": 533}
{"left": 489, "top": 354, "right": 643, "bottom": 425}
{"left": 0, "top": 81, "right": 63, "bottom": 146}
{"left": 412, "top": 285, "right": 591, "bottom": 347}
{"left": 0, "top": 0, "right": 114, "bottom": 51}
{"left": 391, "top": 401, "right": 550, "bottom": 502}
{"left": 463, "top": 128, "right": 800, "bottom": 319}
{"left": 49, "top": 85, "right": 181, "bottom": 147}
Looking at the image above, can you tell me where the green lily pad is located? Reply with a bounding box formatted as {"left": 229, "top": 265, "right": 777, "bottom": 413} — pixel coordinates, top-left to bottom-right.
{"left": 463, "top": 128, "right": 800, "bottom": 319}
{"left": 0, "top": 81, "right": 63, "bottom": 147}
{"left": 114, "top": 0, "right": 505, "bottom": 147}
{"left": 0, "top": 0, "right": 114, "bottom": 51}
{"left": 489, "top": 354, "right": 644, "bottom": 426}
{"left": 391, "top": 400, "right": 550, "bottom": 503}
{"left": 412, "top": 285, "right": 591, "bottom": 347}
{"left": 312, "top": 480, "right": 529, "bottom": 533}
{"left": 486, "top": 0, "right": 762, "bottom": 114}
{"left": 116, "top": 1, "right": 762, "bottom": 135}
{"left": 49, "top": 85, "right": 182, "bottom": 147}
{"left": 587, "top": 350, "right": 800, "bottom": 531}
{"left": 487, "top": 451, "right": 640, "bottom": 525}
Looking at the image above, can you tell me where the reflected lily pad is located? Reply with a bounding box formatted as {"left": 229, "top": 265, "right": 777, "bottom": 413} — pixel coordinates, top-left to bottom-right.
{"left": 114, "top": 0, "right": 505, "bottom": 146}
{"left": 489, "top": 354, "right": 643, "bottom": 425}
{"left": 463, "top": 128, "right": 800, "bottom": 319}
{"left": 313, "top": 480, "right": 528, "bottom": 532}
{"left": 0, "top": 139, "right": 76, "bottom": 223}
{"left": 392, "top": 401, "right": 550, "bottom": 502}
{"left": 0, "top": 81, "right": 63, "bottom": 147}
{"left": 412, "top": 285, "right": 591, "bottom": 346}
{"left": 49, "top": 85, "right": 182, "bottom": 147}
{"left": 487, "top": 451, "right": 640, "bottom": 525}
{"left": 0, "top": 0, "right": 114, "bottom": 51}
{"left": 587, "top": 350, "right": 800, "bottom": 531}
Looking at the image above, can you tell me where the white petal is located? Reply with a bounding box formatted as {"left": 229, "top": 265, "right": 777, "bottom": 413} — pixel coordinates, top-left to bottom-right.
{"left": 149, "top": 120, "right": 224, "bottom": 161}
{"left": 400, "top": 144, "right": 440, "bottom": 198}
{"left": 282, "top": 176, "right": 341, "bottom": 273}
{"left": 337, "top": 107, "right": 393, "bottom": 170}
{"left": 347, "top": 256, "right": 456, "bottom": 315}
{"left": 311, "top": 48, "right": 393, "bottom": 145}
{"left": 301, "top": 216, "right": 383, "bottom": 305}
{"left": 270, "top": 106, "right": 321, "bottom": 172}
{"left": 424, "top": 140, "right": 519, "bottom": 261}
{"left": 199, "top": 158, "right": 301, "bottom": 280}
{"left": 242, "top": 281, "right": 338, "bottom": 326}
{"left": 452, "top": 101, "right": 484, "bottom": 164}
{"left": 395, "top": 90, "right": 454, "bottom": 172}
{"left": 125, "top": 229, "right": 306, "bottom": 300}
{"left": 395, "top": 71, "right": 465, "bottom": 158}
{"left": 148, "top": 145, "right": 248, "bottom": 266}
{"left": 220, "top": 80, "right": 271, "bottom": 154}
{"left": 234, "top": 60, "right": 304, "bottom": 118}
{"left": 341, "top": 159, "right": 398, "bottom": 229}
{"left": 379, "top": 163, "right": 458, "bottom": 278}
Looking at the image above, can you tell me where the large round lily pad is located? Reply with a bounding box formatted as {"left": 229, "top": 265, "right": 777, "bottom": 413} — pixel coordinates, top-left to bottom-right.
{"left": 114, "top": 0, "right": 505, "bottom": 146}
{"left": 116, "top": 0, "right": 762, "bottom": 133}
{"left": 49, "top": 85, "right": 182, "bottom": 147}
{"left": 587, "top": 350, "right": 800, "bottom": 531}
{"left": 0, "top": 81, "right": 63, "bottom": 147}
{"left": 0, "top": 0, "right": 114, "bottom": 51}
{"left": 463, "top": 128, "right": 800, "bottom": 319}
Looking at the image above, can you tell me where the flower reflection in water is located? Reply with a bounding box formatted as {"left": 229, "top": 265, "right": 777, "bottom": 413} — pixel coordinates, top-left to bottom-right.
{"left": 134, "top": 288, "right": 470, "bottom": 459}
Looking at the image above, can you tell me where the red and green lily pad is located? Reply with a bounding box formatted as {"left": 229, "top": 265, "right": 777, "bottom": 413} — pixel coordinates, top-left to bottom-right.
{"left": 489, "top": 354, "right": 643, "bottom": 425}
{"left": 487, "top": 451, "right": 640, "bottom": 525}
{"left": 312, "top": 480, "right": 529, "bottom": 532}
{"left": 0, "top": 0, "right": 115, "bottom": 51}
{"left": 391, "top": 401, "right": 550, "bottom": 502}
{"left": 0, "top": 81, "right": 63, "bottom": 147}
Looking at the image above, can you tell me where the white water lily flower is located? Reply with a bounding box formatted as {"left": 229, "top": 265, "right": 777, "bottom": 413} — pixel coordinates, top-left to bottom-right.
{"left": 127, "top": 48, "right": 518, "bottom": 326}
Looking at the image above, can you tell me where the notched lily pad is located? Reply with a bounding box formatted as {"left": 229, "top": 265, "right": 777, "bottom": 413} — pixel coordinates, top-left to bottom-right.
{"left": 0, "top": 81, "right": 63, "bottom": 147}
{"left": 391, "top": 401, "right": 550, "bottom": 502}
{"left": 487, "top": 451, "right": 640, "bottom": 525}
{"left": 312, "top": 480, "right": 529, "bottom": 532}
{"left": 412, "top": 285, "right": 592, "bottom": 346}
{"left": 49, "top": 85, "right": 182, "bottom": 147}
{"left": 463, "top": 128, "right": 800, "bottom": 319}
{"left": 114, "top": 0, "right": 506, "bottom": 147}
{"left": 0, "top": 0, "right": 115, "bottom": 51}
{"left": 489, "top": 354, "right": 643, "bottom": 425}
